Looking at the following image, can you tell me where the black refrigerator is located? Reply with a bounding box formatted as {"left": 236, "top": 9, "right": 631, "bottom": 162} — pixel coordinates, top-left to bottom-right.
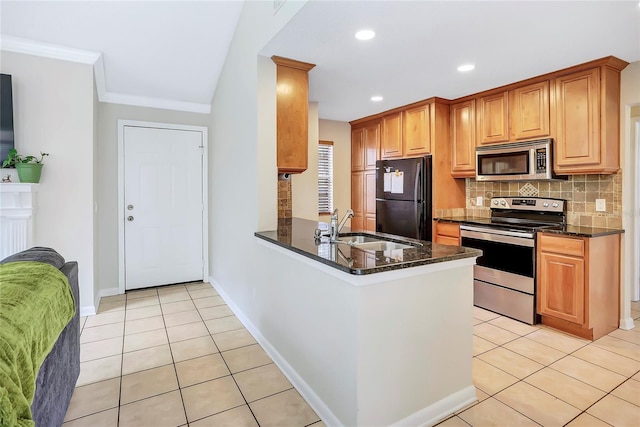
{"left": 375, "top": 156, "right": 432, "bottom": 241}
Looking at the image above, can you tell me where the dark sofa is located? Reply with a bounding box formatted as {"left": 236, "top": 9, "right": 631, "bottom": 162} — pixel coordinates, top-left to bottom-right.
{"left": 0, "top": 247, "right": 80, "bottom": 427}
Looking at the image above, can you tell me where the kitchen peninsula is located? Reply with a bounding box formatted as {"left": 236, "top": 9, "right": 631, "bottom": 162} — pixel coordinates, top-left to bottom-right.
{"left": 253, "top": 218, "right": 481, "bottom": 426}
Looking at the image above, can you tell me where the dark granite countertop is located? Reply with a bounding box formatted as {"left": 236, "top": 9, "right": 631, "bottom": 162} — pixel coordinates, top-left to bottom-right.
{"left": 539, "top": 225, "right": 624, "bottom": 238}
{"left": 434, "top": 216, "right": 624, "bottom": 238}
{"left": 435, "top": 216, "right": 494, "bottom": 226}
{"left": 255, "top": 218, "right": 482, "bottom": 275}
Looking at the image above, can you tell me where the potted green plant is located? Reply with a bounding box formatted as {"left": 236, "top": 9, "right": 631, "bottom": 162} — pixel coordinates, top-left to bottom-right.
{"left": 2, "top": 148, "right": 49, "bottom": 183}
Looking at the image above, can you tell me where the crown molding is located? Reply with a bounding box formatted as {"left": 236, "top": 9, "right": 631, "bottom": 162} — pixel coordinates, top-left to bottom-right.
{"left": 1, "top": 35, "right": 101, "bottom": 64}
{"left": 100, "top": 92, "right": 212, "bottom": 114}
{"left": 1, "top": 35, "right": 212, "bottom": 114}
{"left": 94, "top": 54, "right": 107, "bottom": 101}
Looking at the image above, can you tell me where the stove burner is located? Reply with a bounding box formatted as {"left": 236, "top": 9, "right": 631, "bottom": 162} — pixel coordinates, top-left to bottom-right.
{"left": 489, "top": 196, "right": 566, "bottom": 230}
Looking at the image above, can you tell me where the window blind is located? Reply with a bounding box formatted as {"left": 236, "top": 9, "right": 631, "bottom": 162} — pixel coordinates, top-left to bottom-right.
{"left": 318, "top": 142, "right": 334, "bottom": 214}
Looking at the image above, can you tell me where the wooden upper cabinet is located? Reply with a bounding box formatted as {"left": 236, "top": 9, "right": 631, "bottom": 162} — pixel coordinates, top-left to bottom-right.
{"left": 450, "top": 100, "right": 476, "bottom": 177}
{"left": 352, "top": 121, "right": 380, "bottom": 172}
{"left": 552, "top": 66, "right": 622, "bottom": 174}
{"left": 351, "top": 127, "right": 365, "bottom": 171}
{"left": 381, "top": 112, "right": 403, "bottom": 159}
{"left": 477, "top": 92, "right": 509, "bottom": 145}
{"left": 554, "top": 69, "right": 600, "bottom": 169}
{"left": 510, "top": 81, "right": 550, "bottom": 140}
{"left": 364, "top": 122, "right": 380, "bottom": 170}
{"left": 404, "top": 103, "right": 431, "bottom": 156}
{"left": 272, "top": 56, "right": 316, "bottom": 174}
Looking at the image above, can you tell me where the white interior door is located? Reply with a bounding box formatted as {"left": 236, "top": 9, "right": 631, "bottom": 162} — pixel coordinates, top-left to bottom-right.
{"left": 124, "top": 125, "right": 204, "bottom": 290}
{"left": 635, "top": 120, "right": 640, "bottom": 301}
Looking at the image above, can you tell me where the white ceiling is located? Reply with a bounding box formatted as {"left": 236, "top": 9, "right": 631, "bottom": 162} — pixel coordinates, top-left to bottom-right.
{"left": 262, "top": 0, "right": 640, "bottom": 121}
{"left": 0, "top": 0, "right": 244, "bottom": 113}
{"left": 1, "top": 1, "right": 639, "bottom": 121}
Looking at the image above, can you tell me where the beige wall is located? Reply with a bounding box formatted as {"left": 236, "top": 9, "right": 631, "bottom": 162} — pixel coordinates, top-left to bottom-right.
{"left": 319, "top": 119, "right": 351, "bottom": 224}
{"left": 290, "top": 115, "right": 351, "bottom": 225}
{"left": 96, "top": 103, "right": 211, "bottom": 295}
{"left": 0, "top": 51, "right": 96, "bottom": 310}
{"left": 620, "top": 61, "right": 640, "bottom": 326}
{"left": 292, "top": 102, "right": 319, "bottom": 221}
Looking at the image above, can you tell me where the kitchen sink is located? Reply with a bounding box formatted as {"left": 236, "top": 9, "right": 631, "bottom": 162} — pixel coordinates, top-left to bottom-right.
{"left": 336, "top": 233, "right": 422, "bottom": 251}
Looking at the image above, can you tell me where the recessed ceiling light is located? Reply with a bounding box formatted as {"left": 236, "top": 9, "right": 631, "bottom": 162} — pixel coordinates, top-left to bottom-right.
{"left": 457, "top": 64, "right": 475, "bottom": 72}
{"left": 371, "top": 96, "right": 383, "bottom": 102}
{"left": 355, "top": 30, "right": 375, "bottom": 41}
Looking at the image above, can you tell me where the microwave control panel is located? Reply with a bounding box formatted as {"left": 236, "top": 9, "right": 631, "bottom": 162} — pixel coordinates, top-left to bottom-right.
{"left": 535, "top": 148, "right": 547, "bottom": 173}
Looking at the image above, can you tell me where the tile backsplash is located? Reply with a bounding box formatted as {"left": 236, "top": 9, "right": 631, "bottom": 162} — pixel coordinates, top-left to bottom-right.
{"left": 278, "top": 175, "right": 292, "bottom": 219}
{"left": 461, "top": 172, "right": 623, "bottom": 228}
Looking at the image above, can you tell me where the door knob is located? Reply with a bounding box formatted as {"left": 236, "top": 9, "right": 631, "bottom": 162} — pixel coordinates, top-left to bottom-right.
{"left": 127, "top": 216, "right": 134, "bottom": 222}
{"left": 127, "top": 204, "right": 134, "bottom": 210}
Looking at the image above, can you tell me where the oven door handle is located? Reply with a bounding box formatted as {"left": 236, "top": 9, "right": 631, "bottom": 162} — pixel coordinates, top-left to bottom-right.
{"left": 460, "top": 227, "right": 534, "bottom": 247}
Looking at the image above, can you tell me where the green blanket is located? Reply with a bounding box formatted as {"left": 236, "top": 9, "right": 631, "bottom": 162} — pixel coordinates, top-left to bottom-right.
{"left": 0, "top": 261, "right": 75, "bottom": 427}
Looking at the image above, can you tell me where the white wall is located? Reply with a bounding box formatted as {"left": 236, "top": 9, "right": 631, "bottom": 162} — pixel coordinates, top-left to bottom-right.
{"left": 256, "top": 55, "right": 278, "bottom": 232}
{"left": 0, "top": 51, "right": 96, "bottom": 310}
{"left": 292, "top": 102, "right": 319, "bottom": 221}
{"left": 319, "top": 119, "right": 351, "bottom": 222}
{"left": 93, "top": 78, "right": 99, "bottom": 308}
{"left": 621, "top": 60, "right": 640, "bottom": 328}
{"left": 208, "top": 0, "right": 307, "bottom": 312}
{"left": 96, "top": 102, "right": 211, "bottom": 296}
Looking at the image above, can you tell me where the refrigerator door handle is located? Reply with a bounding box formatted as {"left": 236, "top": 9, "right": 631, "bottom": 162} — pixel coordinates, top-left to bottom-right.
{"left": 414, "top": 162, "right": 422, "bottom": 238}
{"left": 414, "top": 162, "right": 421, "bottom": 202}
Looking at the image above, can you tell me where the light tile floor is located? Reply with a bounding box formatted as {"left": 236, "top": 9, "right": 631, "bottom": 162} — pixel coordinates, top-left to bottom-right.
{"left": 65, "top": 284, "right": 640, "bottom": 426}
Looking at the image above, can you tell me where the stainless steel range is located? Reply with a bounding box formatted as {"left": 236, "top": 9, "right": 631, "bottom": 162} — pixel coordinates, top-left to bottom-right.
{"left": 460, "top": 197, "right": 566, "bottom": 324}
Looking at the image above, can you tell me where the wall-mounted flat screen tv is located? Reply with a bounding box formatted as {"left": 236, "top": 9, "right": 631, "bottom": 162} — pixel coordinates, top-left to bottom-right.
{"left": 0, "top": 74, "right": 15, "bottom": 165}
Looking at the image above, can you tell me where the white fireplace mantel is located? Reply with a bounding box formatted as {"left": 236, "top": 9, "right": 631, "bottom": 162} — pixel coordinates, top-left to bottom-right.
{"left": 0, "top": 183, "right": 39, "bottom": 259}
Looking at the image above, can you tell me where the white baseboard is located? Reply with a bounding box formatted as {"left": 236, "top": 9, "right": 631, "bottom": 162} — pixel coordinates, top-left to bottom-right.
{"left": 210, "top": 276, "right": 475, "bottom": 427}
{"left": 100, "top": 287, "right": 121, "bottom": 298}
{"left": 620, "top": 317, "right": 636, "bottom": 330}
{"left": 209, "top": 276, "right": 342, "bottom": 426}
{"left": 390, "top": 385, "right": 477, "bottom": 427}
{"left": 80, "top": 305, "right": 96, "bottom": 317}
{"left": 81, "top": 287, "right": 122, "bottom": 317}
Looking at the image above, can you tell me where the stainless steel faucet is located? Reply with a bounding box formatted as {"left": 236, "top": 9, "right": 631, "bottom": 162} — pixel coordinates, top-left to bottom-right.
{"left": 330, "top": 208, "right": 355, "bottom": 241}
{"left": 314, "top": 208, "right": 355, "bottom": 242}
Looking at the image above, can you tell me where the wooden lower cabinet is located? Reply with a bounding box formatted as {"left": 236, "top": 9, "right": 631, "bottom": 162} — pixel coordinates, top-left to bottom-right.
{"left": 537, "top": 232, "right": 620, "bottom": 340}
{"left": 434, "top": 221, "right": 460, "bottom": 245}
{"left": 364, "top": 170, "right": 377, "bottom": 232}
{"left": 351, "top": 172, "right": 364, "bottom": 231}
{"left": 351, "top": 171, "right": 376, "bottom": 232}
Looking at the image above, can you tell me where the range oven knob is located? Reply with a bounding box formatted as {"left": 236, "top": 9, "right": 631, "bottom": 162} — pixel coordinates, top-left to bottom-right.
{"left": 552, "top": 202, "right": 559, "bottom": 208}
{"left": 543, "top": 202, "right": 549, "bottom": 207}
{"left": 500, "top": 200, "right": 506, "bottom": 206}
{"left": 493, "top": 200, "right": 499, "bottom": 206}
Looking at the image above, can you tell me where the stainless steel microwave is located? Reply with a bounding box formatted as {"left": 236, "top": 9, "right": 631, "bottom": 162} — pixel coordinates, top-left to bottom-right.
{"left": 475, "top": 139, "right": 566, "bottom": 182}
